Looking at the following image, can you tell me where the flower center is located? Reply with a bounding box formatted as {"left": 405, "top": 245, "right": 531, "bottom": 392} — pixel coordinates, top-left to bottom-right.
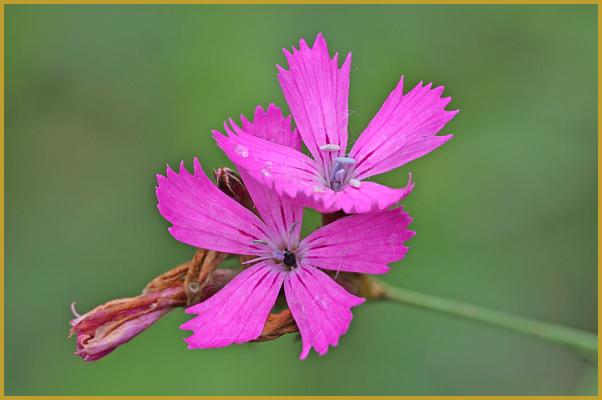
{"left": 316, "top": 147, "right": 363, "bottom": 192}
{"left": 272, "top": 248, "right": 298, "bottom": 269}
{"left": 329, "top": 156, "right": 356, "bottom": 191}
{"left": 283, "top": 250, "right": 297, "bottom": 267}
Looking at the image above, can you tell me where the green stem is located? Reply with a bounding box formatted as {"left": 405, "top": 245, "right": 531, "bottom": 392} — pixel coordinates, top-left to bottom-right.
{"left": 373, "top": 279, "right": 597, "bottom": 361}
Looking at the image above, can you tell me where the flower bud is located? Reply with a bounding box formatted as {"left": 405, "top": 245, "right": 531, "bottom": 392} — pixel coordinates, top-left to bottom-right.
{"left": 214, "top": 167, "right": 255, "bottom": 211}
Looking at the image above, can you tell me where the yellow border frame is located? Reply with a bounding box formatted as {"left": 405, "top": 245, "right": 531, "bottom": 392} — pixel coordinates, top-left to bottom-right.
{"left": 0, "top": 0, "right": 598, "bottom": 4}
{"left": 0, "top": 1, "right": 598, "bottom": 399}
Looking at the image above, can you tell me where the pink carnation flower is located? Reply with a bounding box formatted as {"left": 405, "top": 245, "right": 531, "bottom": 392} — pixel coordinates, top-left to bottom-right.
{"left": 156, "top": 104, "right": 414, "bottom": 359}
{"left": 215, "top": 33, "right": 458, "bottom": 214}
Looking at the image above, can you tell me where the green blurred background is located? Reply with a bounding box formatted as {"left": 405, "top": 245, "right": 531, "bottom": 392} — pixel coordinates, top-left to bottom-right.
{"left": 5, "top": 4, "right": 597, "bottom": 395}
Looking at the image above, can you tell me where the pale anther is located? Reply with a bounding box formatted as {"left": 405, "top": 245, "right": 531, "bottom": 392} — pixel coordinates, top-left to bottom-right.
{"left": 349, "top": 178, "right": 361, "bottom": 188}
{"left": 319, "top": 144, "right": 341, "bottom": 151}
{"left": 334, "top": 156, "right": 356, "bottom": 165}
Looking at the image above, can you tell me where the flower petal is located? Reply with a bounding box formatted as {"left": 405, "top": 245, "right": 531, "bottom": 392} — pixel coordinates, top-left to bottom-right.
{"left": 284, "top": 265, "right": 364, "bottom": 359}
{"left": 181, "top": 262, "right": 285, "bottom": 348}
{"left": 288, "top": 177, "right": 413, "bottom": 214}
{"left": 331, "top": 179, "right": 413, "bottom": 214}
{"left": 234, "top": 105, "right": 304, "bottom": 247}
{"left": 213, "top": 123, "right": 320, "bottom": 201}
{"left": 156, "top": 158, "right": 269, "bottom": 255}
{"left": 301, "top": 207, "right": 414, "bottom": 274}
{"left": 278, "top": 33, "right": 351, "bottom": 172}
{"left": 241, "top": 103, "right": 302, "bottom": 152}
{"left": 350, "top": 77, "right": 458, "bottom": 178}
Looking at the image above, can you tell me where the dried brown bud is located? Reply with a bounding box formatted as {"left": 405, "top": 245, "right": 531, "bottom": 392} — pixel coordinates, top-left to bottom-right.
{"left": 69, "top": 287, "right": 183, "bottom": 361}
{"left": 214, "top": 167, "right": 255, "bottom": 212}
{"left": 70, "top": 261, "right": 236, "bottom": 361}
{"left": 321, "top": 210, "right": 348, "bottom": 225}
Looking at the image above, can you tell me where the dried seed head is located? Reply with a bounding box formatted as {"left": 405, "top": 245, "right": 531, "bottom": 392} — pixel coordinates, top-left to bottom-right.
{"left": 188, "top": 282, "right": 201, "bottom": 293}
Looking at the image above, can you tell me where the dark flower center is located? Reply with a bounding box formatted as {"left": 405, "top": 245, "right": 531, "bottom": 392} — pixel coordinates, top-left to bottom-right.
{"left": 283, "top": 250, "right": 297, "bottom": 267}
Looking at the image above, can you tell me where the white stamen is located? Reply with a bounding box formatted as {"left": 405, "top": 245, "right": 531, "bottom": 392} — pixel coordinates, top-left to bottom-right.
{"left": 242, "top": 255, "right": 271, "bottom": 265}
{"left": 349, "top": 178, "right": 361, "bottom": 188}
{"left": 319, "top": 144, "right": 341, "bottom": 151}
{"left": 252, "top": 239, "right": 269, "bottom": 245}
{"left": 272, "top": 250, "right": 285, "bottom": 261}
{"left": 288, "top": 221, "right": 301, "bottom": 236}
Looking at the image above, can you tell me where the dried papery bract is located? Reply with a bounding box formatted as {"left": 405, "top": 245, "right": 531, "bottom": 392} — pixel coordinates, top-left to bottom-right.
{"left": 255, "top": 309, "right": 298, "bottom": 342}
{"left": 69, "top": 288, "right": 177, "bottom": 361}
{"left": 184, "top": 249, "right": 227, "bottom": 306}
{"left": 69, "top": 263, "right": 237, "bottom": 361}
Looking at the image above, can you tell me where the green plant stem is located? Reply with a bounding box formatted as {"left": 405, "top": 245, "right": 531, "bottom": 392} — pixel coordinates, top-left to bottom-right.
{"left": 373, "top": 279, "right": 597, "bottom": 361}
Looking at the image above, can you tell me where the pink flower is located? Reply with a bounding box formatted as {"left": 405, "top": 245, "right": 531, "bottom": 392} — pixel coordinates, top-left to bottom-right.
{"left": 156, "top": 104, "right": 414, "bottom": 359}
{"left": 215, "top": 33, "right": 458, "bottom": 214}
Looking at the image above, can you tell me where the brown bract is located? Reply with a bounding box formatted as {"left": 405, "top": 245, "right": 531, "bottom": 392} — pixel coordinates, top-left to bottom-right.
{"left": 69, "top": 254, "right": 236, "bottom": 361}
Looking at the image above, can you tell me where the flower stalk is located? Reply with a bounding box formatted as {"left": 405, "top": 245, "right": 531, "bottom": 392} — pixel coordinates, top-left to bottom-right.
{"left": 320, "top": 202, "right": 597, "bottom": 362}
{"left": 366, "top": 277, "right": 598, "bottom": 361}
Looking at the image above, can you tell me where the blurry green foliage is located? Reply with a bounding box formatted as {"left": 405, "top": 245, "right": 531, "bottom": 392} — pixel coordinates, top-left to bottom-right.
{"left": 5, "top": 4, "right": 597, "bottom": 395}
